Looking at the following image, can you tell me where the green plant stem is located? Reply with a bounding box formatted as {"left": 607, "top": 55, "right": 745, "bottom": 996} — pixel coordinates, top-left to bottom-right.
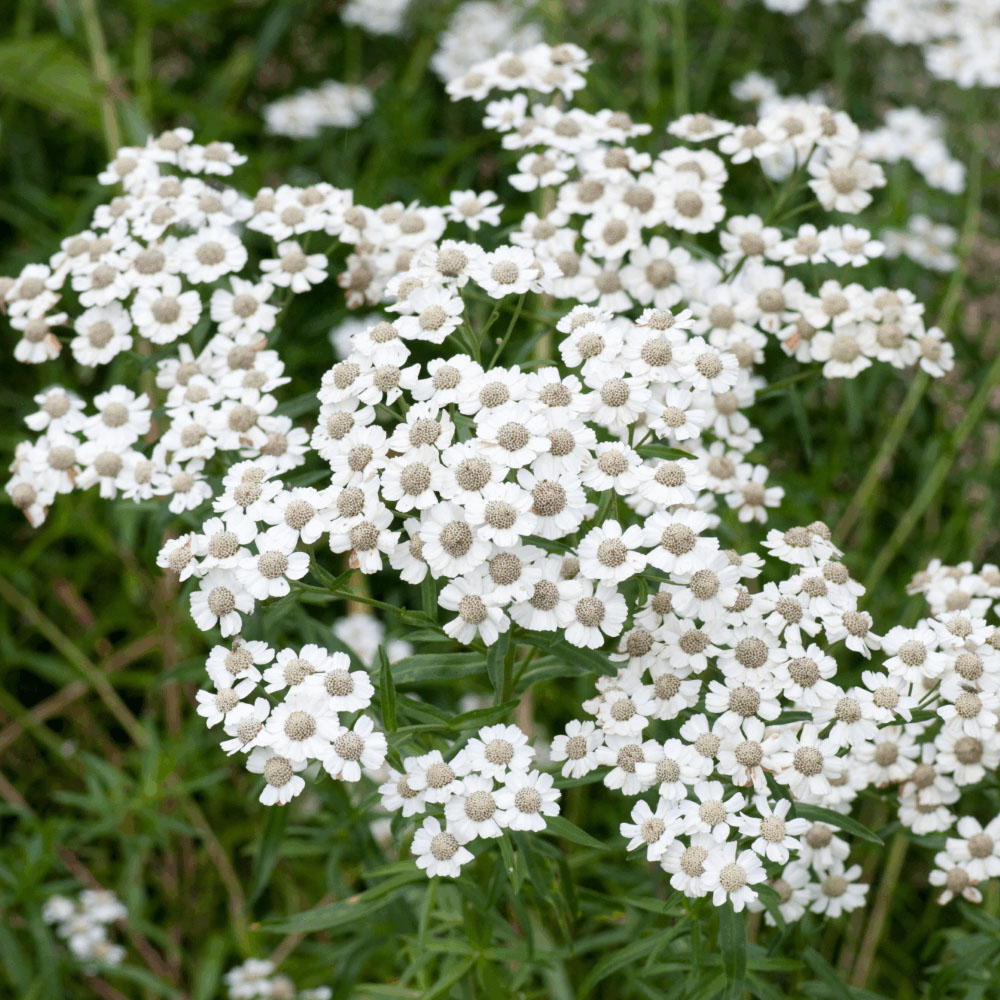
{"left": 0, "top": 576, "right": 148, "bottom": 747}
{"left": 836, "top": 128, "right": 983, "bottom": 543}
{"left": 850, "top": 833, "right": 908, "bottom": 987}
{"left": 670, "top": 0, "right": 688, "bottom": 117}
{"left": 488, "top": 294, "right": 525, "bottom": 368}
{"left": 835, "top": 370, "right": 929, "bottom": 540}
{"left": 78, "top": 0, "right": 121, "bottom": 156}
{"left": 864, "top": 347, "right": 1000, "bottom": 591}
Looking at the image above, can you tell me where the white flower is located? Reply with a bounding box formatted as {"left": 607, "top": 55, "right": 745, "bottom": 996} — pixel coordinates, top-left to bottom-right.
{"left": 739, "top": 797, "right": 810, "bottom": 864}
{"left": 196, "top": 677, "right": 257, "bottom": 728}
{"left": 411, "top": 748, "right": 470, "bottom": 805}
{"left": 661, "top": 832, "right": 717, "bottom": 898}
{"left": 596, "top": 736, "right": 662, "bottom": 795}
{"left": 578, "top": 520, "right": 646, "bottom": 584}
{"left": 412, "top": 816, "right": 474, "bottom": 878}
{"left": 702, "top": 842, "right": 766, "bottom": 911}
{"left": 550, "top": 719, "right": 604, "bottom": 779}
{"left": 322, "top": 714, "right": 387, "bottom": 781}
{"left": 131, "top": 276, "right": 202, "bottom": 344}
{"left": 264, "top": 688, "right": 340, "bottom": 761}
{"left": 807, "top": 862, "right": 868, "bottom": 918}
{"left": 205, "top": 640, "right": 274, "bottom": 688}
{"left": 560, "top": 581, "right": 628, "bottom": 648}
{"left": 493, "top": 768, "right": 560, "bottom": 831}
{"left": 260, "top": 240, "right": 329, "bottom": 292}
{"left": 189, "top": 570, "right": 254, "bottom": 636}
{"left": 445, "top": 774, "right": 505, "bottom": 839}
{"left": 302, "top": 651, "right": 374, "bottom": 712}
{"left": 469, "top": 245, "right": 538, "bottom": 297}
{"left": 246, "top": 747, "right": 308, "bottom": 806}
{"left": 621, "top": 799, "right": 680, "bottom": 862}
{"left": 439, "top": 575, "right": 510, "bottom": 646}
{"left": 463, "top": 724, "right": 534, "bottom": 779}
{"left": 378, "top": 764, "right": 428, "bottom": 817}
{"left": 772, "top": 724, "right": 842, "bottom": 801}
{"left": 237, "top": 528, "right": 310, "bottom": 600}
{"left": 682, "top": 780, "right": 746, "bottom": 842}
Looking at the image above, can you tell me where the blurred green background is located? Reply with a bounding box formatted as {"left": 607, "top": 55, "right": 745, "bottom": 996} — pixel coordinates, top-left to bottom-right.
{"left": 2, "top": 1, "right": 1000, "bottom": 997}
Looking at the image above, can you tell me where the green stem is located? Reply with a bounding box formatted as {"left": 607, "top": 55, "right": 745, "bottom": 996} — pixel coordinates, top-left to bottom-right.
{"left": 78, "top": 0, "right": 121, "bottom": 156}
{"left": 670, "top": 0, "right": 688, "bottom": 117}
{"left": 835, "top": 370, "right": 929, "bottom": 540}
{"left": 864, "top": 347, "right": 1000, "bottom": 591}
{"left": 488, "top": 294, "right": 525, "bottom": 369}
{"left": 839, "top": 129, "right": 983, "bottom": 546}
{"left": 849, "top": 833, "right": 908, "bottom": 987}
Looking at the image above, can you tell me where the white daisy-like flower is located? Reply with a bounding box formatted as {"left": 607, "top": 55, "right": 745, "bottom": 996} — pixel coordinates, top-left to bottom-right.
{"left": 621, "top": 799, "right": 681, "bottom": 862}
{"left": 493, "top": 768, "right": 560, "bottom": 831}
{"left": 463, "top": 724, "right": 534, "bottom": 779}
{"left": 807, "top": 861, "right": 868, "bottom": 918}
{"left": 237, "top": 528, "right": 310, "bottom": 600}
{"left": 550, "top": 719, "right": 604, "bottom": 779}
{"left": 578, "top": 520, "right": 646, "bottom": 584}
{"left": 322, "top": 714, "right": 387, "bottom": 782}
{"left": 702, "top": 842, "right": 766, "bottom": 911}
{"left": 444, "top": 774, "right": 505, "bottom": 840}
{"left": 189, "top": 570, "right": 254, "bottom": 636}
{"left": 412, "top": 816, "right": 474, "bottom": 878}
{"left": 264, "top": 687, "right": 340, "bottom": 761}
{"left": 246, "top": 747, "right": 308, "bottom": 806}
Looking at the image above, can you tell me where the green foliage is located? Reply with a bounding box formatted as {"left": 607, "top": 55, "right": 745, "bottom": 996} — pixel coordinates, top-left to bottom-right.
{"left": 2, "top": 0, "right": 1000, "bottom": 998}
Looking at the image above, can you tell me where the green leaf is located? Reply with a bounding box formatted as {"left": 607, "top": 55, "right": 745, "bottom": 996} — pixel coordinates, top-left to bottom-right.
{"left": 392, "top": 652, "right": 485, "bottom": 684}
{"left": 498, "top": 832, "right": 525, "bottom": 893}
{"left": 718, "top": 901, "right": 747, "bottom": 1000}
{"left": 379, "top": 645, "right": 397, "bottom": 733}
{"left": 543, "top": 815, "right": 607, "bottom": 851}
{"left": 575, "top": 933, "right": 662, "bottom": 998}
{"left": 0, "top": 36, "right": 102, "bottom": 131}
{"left": 792, "top": 803, "right": 884, "bottom": 845}
{"left": 308, "top": 559, "right": 354, "bottom": 593}
{"left": 447, "top": 701, "right": 520, "bottom": 731}
{"left": 420, "top": 572, "right": 438, "bottom": 621}
{"left": 753, "top": 884, "right": 787, "bottom": 931}
{"left": 801, "top": 947, "right": 853, "bottom": 1000}
{"left": 486, "top": 628, "right": 511, "bottom": 702}
{"left": 518, "top": 631, "right": 615, "bottom": 676}
{"left": 247, "top": 806, "right": 289, "bottom": 905}
{"left": 636, "top": 444, "right": 694, "bottom": 461}
{"left": 260, "top": 870, "right": 424, "bottom": 933}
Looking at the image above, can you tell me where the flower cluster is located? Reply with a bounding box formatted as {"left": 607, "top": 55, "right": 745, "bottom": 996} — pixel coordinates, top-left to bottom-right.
{"left": 883, "top": 215, "right": 959, "bottom": 272}
{"left": 3, "top": 43, "right": 971, "bottom": 909}
{"left": 389, "top": 724, "right": 560, "bottom": 877}
{"left": 224, "top": 958, "right": 330, "bottom": 1000}
{"left": 42, "top": 890, "right": 128, "bottom": 967}
{"left": 3, "top": 126, "right": 325, "bottom": 526}
{"left": 732, "top": 73, "right": 966, "bottom": 195}
{"left": 759, "top": 0, "right": 1000, "bottom": 91}
{"left": 340, "top": 0, "right": 412, "bottom": 36}
{"left": 862, "top": 0, "right": 1000, "bottom": 89}
{"left": 432, "top": 1, "right": 542, "bottom": 83}
{"left": 263, "top": 81, "right": 375, "bottom": 139}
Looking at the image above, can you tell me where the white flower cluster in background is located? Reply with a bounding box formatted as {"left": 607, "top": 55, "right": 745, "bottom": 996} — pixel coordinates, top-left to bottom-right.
{"left": 431, "top": 1, "right": 543, "bottom": 83}
{"left": 263, "top": 81, "right": 375, "bottom": 139}
{"left": 225, "top": 958, "right": 330, "bottom": 999}
{"left": 882, "top": 215, "right": 960, "bottom": 272}
{"left": 862, "top": 0, "right": 1000, "bottom": 89}
{"left": 731, "top": 73, "right": 966, "bottom": 194}
{"left": 42, "top": 890, "right": 127, "bottom": 967}
{"left": 759, "top": 0, "right": 1000, "bottom": 91}
{"left": 340, "top": 0, "right": 412, "bottom": 36}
